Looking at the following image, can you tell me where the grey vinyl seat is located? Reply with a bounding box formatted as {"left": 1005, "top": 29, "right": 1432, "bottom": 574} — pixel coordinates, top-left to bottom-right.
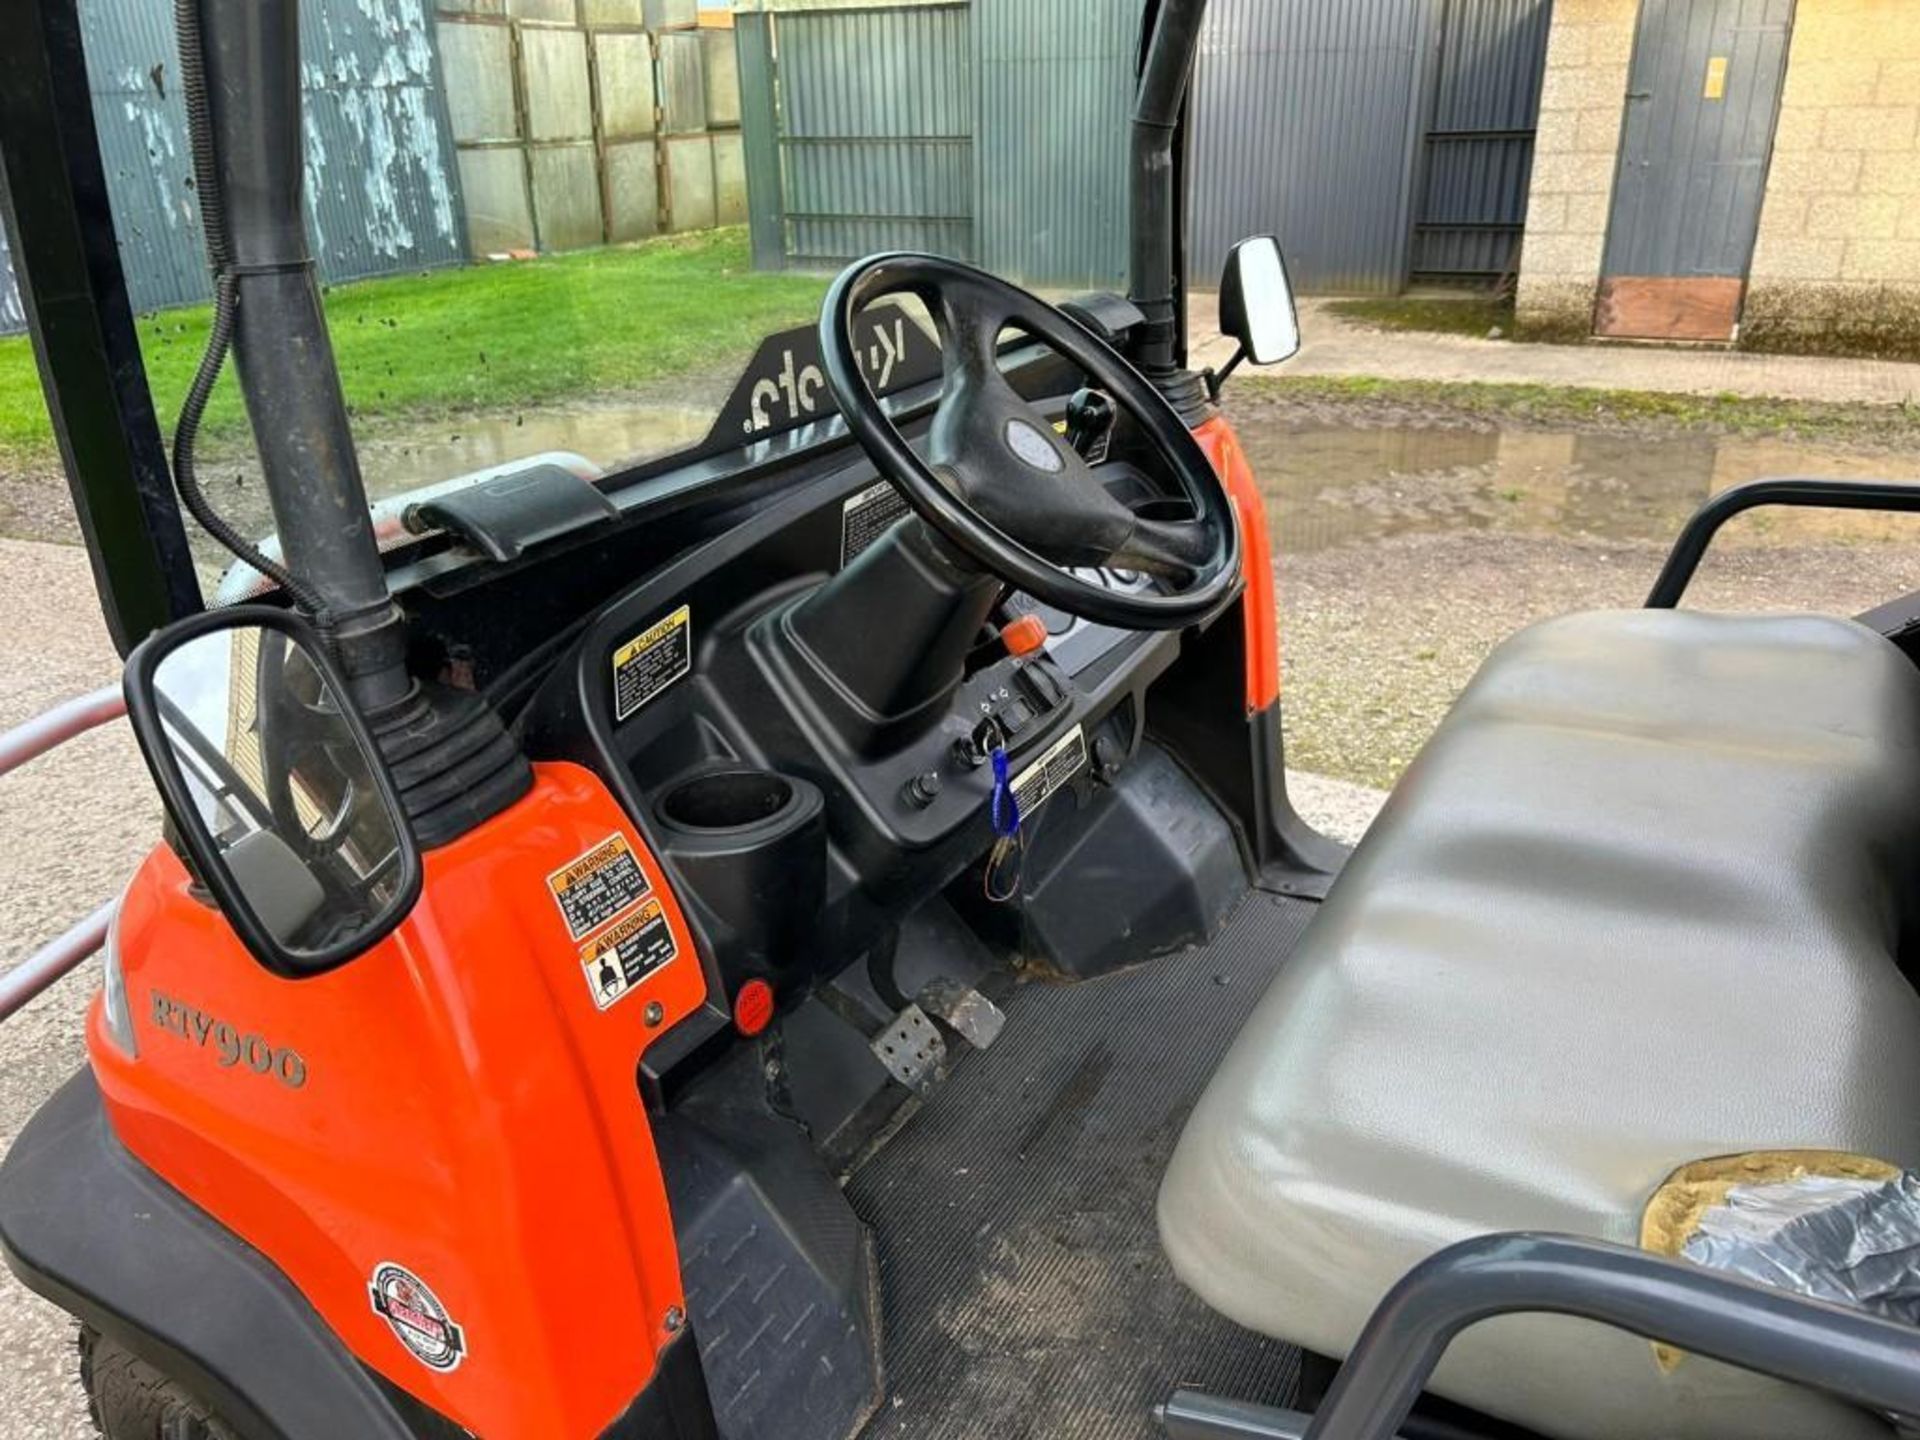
{"left": 1160, "top": 609, "right": 1920, "bottom": 1440}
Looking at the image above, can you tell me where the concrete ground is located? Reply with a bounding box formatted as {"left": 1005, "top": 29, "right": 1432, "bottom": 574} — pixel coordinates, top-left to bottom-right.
{"left": 0, "top": 535, "right": 1384, "bottom": 1434}
{"left": 0, "top": 540, "right": 156, "bottom": 1440}
{"left": 1191, "top": 295, "right": 1920, "bottom": 406}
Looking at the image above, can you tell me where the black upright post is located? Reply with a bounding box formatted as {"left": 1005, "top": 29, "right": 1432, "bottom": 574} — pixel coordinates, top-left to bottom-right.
{"left": 0, "top": 0, "right": 202, "bottom": 654}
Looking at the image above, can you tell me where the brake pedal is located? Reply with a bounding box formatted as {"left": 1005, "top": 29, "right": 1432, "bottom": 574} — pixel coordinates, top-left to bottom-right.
{"left": 871, "top": 1005, "right": 946, "bottom": 1097}
{"left": 917, "top": 979, "right": 1006, "bottom": 1052}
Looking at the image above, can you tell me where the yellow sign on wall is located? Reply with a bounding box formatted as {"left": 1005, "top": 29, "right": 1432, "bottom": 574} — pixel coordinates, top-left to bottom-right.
{"left": 1704, "top": 55, "right": 1729, "bottom": 101}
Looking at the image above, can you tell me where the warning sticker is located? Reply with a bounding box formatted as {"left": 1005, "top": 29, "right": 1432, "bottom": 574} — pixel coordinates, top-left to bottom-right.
{"left": 613, "top": 604, "right": 692, "bottom": 722}
{"left": 547, "top": 833, "right": 651, "bottom": 941}
{"left": 840, "top": 481, "right": 911, "bottom": 568}
{"left": 1012, "top": 724, "right": 1088, "bottom": 815}
{"left": 580, "top": 897, "right": 677, "bottom": 1011}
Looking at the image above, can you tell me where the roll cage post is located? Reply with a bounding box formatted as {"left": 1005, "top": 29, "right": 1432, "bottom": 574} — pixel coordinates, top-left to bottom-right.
{"left": 0, "top": 0, "right": 202, "bottom": 655}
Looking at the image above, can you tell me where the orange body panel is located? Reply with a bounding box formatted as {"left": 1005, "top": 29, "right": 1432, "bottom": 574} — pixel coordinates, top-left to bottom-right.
{"left": 89, "top": 761, "right": 707, "bottom": 1439}
{"left": 1193, "top": 413, "right": 1281, "bottom": 711}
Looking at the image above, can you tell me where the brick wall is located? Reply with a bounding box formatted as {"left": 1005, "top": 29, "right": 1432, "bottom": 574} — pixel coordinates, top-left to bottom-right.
{"left": 1744, "top": 1, "right": 1920, "bottom": 350}
{"left": 1513, "top": 0, "right": 1638, "bottom": 333}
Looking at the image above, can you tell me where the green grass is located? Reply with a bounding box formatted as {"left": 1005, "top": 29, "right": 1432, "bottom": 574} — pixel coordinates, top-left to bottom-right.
{"left": 1241, "top": 374, "right": 1920, "bottom": 449}
{"left": 1326, "top": 293, "right": 1515, "bottom": 339}
{"left": 0, "top": 228, "right": 828, "bottom": 470}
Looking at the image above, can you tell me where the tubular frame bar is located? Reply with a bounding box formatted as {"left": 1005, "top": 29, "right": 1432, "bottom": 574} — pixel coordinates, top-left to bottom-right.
{"left": 0, "top": 685, "right": 125, "bottom": 778}
{"left": 0, "top": 687, "right": 129, "bottom": 1020}
{"left": 1646, "top": 477, "right": 1920, "bottom": 608}
{"left": 0, "top": 901, "right": 114, "bottom": 1023}
{"left": 1162, "top": 1232, "right": 1920, "bottom": 1440}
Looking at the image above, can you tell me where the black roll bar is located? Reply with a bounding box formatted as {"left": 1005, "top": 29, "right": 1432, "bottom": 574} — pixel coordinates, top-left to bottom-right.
{"left": 1161, "top": 1232, "right": 1920, "bottom": 1440}
{"left": 1646, "top": 477, "right": 1920, "bottom": 608}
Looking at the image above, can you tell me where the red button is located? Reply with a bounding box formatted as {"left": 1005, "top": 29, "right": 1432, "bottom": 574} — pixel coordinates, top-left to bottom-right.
{"left": 733, "top": 979, "right": 776, "bottom": 1036}
{"left": 1002, "top": 613, "right": 1048, "bottom": 659}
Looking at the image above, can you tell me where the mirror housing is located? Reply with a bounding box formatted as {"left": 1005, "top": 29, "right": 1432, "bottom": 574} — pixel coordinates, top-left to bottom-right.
{"left": 1213, "top": 235, "right": 1301, "bottom": 396}
{"left": 124, "top": 606, "right": 422, "bottom": 978}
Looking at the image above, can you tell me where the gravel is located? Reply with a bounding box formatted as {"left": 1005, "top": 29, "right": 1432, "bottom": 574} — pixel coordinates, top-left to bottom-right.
{"left": 0, "top": 539, "right": 157, "bottom": 1440}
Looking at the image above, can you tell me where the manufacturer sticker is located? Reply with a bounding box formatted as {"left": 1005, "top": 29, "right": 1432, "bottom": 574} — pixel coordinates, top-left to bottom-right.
{"left": 612, "top": 604, "right": 692, "bottom": 722}
{"left": 547, "top": 833, "right": 651, "bottom": 941}
{"left": 1012, "top": 724, "right": 1088, "bottom": 815}
{"left": 840, "top": 480, "right": 910, "bottom": 568}
{"left": 580, "top": 896, "right": 678, "bottom": 1011}
{"left": 369, "top": 1263, "right": 465, "bottom": 1373}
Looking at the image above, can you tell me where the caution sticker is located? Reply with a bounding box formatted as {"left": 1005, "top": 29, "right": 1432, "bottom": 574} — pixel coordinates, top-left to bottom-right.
{"left": 547, "top": 833, "right": 651, "bottom": 941}
{"left": 840, "top": 481, "right": 910, "bottom": 568}
{"left": 580, "top": 897, "right": 678, "bottom": 1011}
{"left": 1012, "top": 724, "right": 1088, "bottom": 815}
{"left": 613, "top": 604, "right": 692, "bottom": 722}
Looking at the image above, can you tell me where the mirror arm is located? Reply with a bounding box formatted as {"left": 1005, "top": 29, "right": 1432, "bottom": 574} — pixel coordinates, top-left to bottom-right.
{"left": 1204, "top": 343, "right": 1247, "bottom": 403}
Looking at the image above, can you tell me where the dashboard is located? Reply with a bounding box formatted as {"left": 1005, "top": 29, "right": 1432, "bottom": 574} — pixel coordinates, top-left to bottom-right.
{"left": 527, "top": 435, "right": 1189, "bottom": 1035}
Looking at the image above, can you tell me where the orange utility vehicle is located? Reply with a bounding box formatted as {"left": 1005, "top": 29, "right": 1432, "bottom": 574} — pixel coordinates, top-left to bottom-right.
{"left": 6, "top": 1, "right": 1920, "bottom": 1438}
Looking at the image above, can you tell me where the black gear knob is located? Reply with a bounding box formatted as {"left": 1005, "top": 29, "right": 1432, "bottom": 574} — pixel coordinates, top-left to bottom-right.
{"left": 1064, "top": 387, "right": 1116, "bottom": 459}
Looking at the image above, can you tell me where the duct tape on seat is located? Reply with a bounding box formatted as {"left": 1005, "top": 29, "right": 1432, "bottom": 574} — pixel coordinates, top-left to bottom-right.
{"left": 1642, "top": 1151, "right": 1920, "bottom": 1379}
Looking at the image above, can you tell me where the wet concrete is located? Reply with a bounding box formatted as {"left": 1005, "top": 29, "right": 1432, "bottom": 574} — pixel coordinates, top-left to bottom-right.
{"left": 1238, "top": 421, "right": 1920, "bottom": 558}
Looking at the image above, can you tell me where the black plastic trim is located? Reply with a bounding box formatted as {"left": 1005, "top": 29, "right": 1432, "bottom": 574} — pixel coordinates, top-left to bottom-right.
{"left": 0, "top": 1070, "right": 416, "bottom": 1440}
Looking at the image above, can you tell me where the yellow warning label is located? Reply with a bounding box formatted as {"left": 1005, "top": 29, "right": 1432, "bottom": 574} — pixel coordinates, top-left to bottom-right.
{"left": 579, "top": 897, "right": 677, "bottom": 1011}
{"left": 612, "top": 604, "right": 692, "bottom": 722}
{"left": 546, "top": 833, "right": 650, "bottom": 941}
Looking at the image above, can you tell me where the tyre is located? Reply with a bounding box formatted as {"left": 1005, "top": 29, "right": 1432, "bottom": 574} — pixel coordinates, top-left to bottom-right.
{"left": 79, "top": 1327, "right": 241, "bottom": 1440}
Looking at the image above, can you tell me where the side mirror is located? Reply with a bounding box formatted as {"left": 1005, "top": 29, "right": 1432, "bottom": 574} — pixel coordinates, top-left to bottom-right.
{"left": 124, "top": 607, "right": 422, "bottom": 978}
{"left": 1214, "top": 235, "right": 1301, "bottom": 395}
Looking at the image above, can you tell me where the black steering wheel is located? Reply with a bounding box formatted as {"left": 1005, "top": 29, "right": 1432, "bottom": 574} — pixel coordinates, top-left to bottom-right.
{"left": 819, "top": 253, "right": 1241, "bottom": 631}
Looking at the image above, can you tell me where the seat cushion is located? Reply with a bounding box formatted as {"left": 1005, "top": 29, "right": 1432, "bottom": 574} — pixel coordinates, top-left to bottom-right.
{"left": 1160, "top": 610, "right": 1920, "bottom": 1440}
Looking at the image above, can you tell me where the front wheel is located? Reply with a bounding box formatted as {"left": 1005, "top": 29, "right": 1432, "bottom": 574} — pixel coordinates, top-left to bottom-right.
{"left": 79, "top": 1328, "right": 240, "bottom": 1440}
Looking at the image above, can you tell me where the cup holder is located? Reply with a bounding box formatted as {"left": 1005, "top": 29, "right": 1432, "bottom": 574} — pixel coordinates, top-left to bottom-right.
{"left": 653, "top": 765, "right": 825, "bottom": 975}
{"left": 658, "top": 769, "right": 796, "bottom": 833}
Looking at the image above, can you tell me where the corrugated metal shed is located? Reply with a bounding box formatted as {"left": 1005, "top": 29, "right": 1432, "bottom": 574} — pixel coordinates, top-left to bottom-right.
{"left": 0, "top": 0, "right": 464, "bottom": 335}
{"left": 775, "top": 3, "right": 974, "bottom": 264}
{"left": 1411, "top": 0, "right": 1551, "bottom": 281}
{"left": 973, "top": 0, "right": 1141, "bottom": 290}
{"left": 0, "top": 228, "right": 24, "bottom": 335}
{"left": 1189, "top": 0, "right": 1431, "bottom": 294}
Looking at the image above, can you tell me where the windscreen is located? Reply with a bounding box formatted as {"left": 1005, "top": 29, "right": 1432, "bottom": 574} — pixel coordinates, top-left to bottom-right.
{"left": 5, "top": 5, "right": 1143, "bottom": 577}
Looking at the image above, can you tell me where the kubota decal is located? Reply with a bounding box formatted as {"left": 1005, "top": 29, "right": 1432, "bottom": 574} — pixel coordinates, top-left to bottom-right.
{"left": 146, "top": 989, "right": 308, "bottom": 1088}
{"left": 369, "top": 1262, "right": 466, "bottom": 1373}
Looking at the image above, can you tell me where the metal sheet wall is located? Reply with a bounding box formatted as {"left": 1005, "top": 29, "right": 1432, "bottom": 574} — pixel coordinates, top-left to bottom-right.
{"left": 1411, "top": 0, "right": 1551, "bottom": 281}
{"left": 774, "top": 4, "right": 974, "bottom": 265}
{"left": 1189, "top": 0, "right": 1431, "bottom": 294}
{"left": 973, "top": 0, "right": 1142, "bottom": 289}
{"left": 13, "top": 0, "right": 463, "bottom": 331}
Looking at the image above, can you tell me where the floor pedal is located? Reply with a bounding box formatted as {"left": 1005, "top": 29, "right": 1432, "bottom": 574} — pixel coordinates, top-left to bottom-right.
{"left": 916, "top": 978, "right": 1006, "bottom": 1051}
{"left": 870, "top": 1005, "right": 946, "bottom": 1097}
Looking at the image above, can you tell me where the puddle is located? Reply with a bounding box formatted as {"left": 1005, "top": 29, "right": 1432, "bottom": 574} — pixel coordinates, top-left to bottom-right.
{"left": 175, "top": 399, "right": 1920, "bottom": 576}
{"left": 352, "top": 401, "right": 713, "bottom": 497}
{"left": 1237, "top": 424, "right": 1920, "bottom": 556}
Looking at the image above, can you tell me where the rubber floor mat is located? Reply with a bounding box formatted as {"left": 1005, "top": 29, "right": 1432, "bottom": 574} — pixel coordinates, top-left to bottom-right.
{"left": 850, "top": 890, "right": 1316, "bottom": 1440}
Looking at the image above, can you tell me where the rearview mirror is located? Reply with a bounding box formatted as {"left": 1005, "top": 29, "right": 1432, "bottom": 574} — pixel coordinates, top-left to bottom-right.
{"left": 124, "top": 607, "right": 421, "bottom": 978}
{"left": 1219, "top": 235, "right": 1301, "bottom": 367}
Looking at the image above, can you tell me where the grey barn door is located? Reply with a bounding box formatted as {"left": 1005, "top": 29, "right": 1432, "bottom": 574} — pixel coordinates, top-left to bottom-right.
{"left": 1598, "top": 0, "right": 1793, "bottom": 340}
{"left": 1189, "top": 0, "right": 1430, "bottom": 294}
